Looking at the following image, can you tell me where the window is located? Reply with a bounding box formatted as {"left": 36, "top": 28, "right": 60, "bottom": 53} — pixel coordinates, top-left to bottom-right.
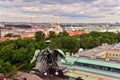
{"left": 116, "top": 54, "right": 118, "bottom": 57}
{"left": 74, "top": 62, "right": 120, "bottom": 73}
{"left": 113, "top": 54, "right": 115, "bottom": 56}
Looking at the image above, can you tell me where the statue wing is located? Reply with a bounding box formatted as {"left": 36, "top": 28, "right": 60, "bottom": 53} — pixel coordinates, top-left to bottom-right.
{"left": 53, "top": 49, "right": 66, "bottom": 59}
{"left": 52, "top": 49, "right": 66, "bottom": 62}
{"left": 37, "top": 49, "right": 48, "bottom": 66}
{"left": 51, "top": 49, "right": 66, "bottom": 66}
{"left": 30, "top": 49, "right": 40, "bottom": 64}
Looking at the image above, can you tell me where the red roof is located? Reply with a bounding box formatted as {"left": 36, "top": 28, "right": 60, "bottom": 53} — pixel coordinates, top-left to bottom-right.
{"left": 0, "top": 73, "right": 4, "bottom": 80}
{"left": 68, "top": 30, "right": 87, "bottom": 36}
{"left": 0, "top": 37, "right": 11, "bottom": 41}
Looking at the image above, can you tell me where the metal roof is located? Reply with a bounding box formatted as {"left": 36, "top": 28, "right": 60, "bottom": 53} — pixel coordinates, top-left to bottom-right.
{"left": 107, "top": 49, "right": 120, "bottom": 53}
{"left": 63, "top": 64, "right": 120, "bottom": 78}
{"left": 114, "top": 43, "right": 120, "bottom": 48}
{"left": 64, "top": 57, "right": 120, "bottom": 69}
{"left": 64, "top": 72, "right": 101, "bottom": 80}
{"left": 78, "top": 45, "right": 113, "bottom": 56}
{"left": 62, "top": 57, "right": 120, "bottom": 78}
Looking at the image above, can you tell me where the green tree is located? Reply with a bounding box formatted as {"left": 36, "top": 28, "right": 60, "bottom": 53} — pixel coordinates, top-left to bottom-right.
{"left": 60, "top": 36, "right": 80, "bottom": 53}
{"left": 62, "top": 30, "right": 69, "bottom": 36}
{"left": 35, "top": 31, "right": 45, "bottom": 42}
{"left": 49, "top": 31, "right": 56, "bottom": 38}
{"left": 57, "top": 30, "right": 69, "bottom": 37}
{"left": 0, "top": 30, "right": 119, "bottom": 74}
{"left": 15, "top": 39, "right": 28, "bottom": 49}
{"left": 0, "top": 59, "right": 16, "bottom": 74}
{"left": 13, "top": 34, "right": 21, "bottom": 37}
{"left": 117, "top": 33, "right": 120, "bottom": 42}
{"left": 4, "top": 33, "right": 13, "bottom": 37}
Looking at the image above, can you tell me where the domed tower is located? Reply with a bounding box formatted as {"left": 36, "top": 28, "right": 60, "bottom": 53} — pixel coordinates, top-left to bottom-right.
{"left": 55, "top": 16, "right": 63, "bottom": 33}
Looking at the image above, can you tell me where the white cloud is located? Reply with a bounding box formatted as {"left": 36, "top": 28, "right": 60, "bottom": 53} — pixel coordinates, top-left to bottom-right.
{"left": 0, "top": 0, "right": 120, "bottom": 23}
{"left": 0, "top": 12, "right": 36, "bottom": 18}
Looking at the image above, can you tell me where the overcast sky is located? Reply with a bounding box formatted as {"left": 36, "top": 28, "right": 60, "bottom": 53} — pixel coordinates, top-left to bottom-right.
{"left": 0, "top": 0, "right": 120, "bottom": 23}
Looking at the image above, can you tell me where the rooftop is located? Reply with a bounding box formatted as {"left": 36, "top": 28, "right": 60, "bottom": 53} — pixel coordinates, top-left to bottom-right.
{"left": 114, "top": 43, "right": 120, "bottom": 48}
{"left": 78, "top": 45, "right": 113, "bottom": 57}
{"left": 62, "top": 57, "right": 120, "bottom": 78}
{"left": 0, "top": 37, "right": 11, "bottom": 41}
{"left": 64, "top": 57, "right": 120, "bottom": 69}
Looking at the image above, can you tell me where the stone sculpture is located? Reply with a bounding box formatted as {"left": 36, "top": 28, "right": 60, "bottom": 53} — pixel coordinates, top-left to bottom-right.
{"left": 30, "top": 40, "right": 66, "bottom": 76}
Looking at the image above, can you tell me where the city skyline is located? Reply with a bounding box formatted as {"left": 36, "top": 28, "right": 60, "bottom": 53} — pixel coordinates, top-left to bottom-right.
{"left": 0, "top": 0, "right": 120, "bottom": 23}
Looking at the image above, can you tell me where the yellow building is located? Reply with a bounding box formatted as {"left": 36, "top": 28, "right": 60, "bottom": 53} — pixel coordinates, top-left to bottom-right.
{"left": 97, "top": 43, "right": 120, "bottom": 58}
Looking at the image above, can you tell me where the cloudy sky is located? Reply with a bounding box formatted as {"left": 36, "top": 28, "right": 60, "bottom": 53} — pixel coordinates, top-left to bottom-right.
{"left": 0, "top": 0, "right": 120, "bottom": 23}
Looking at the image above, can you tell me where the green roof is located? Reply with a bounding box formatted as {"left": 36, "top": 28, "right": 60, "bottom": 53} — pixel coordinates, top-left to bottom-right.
{"left": 63, "top": 64, "right": 120, "bottom": 78}
{"left": 64, "top": 57, "right": 120, "bottom": 69}
{"left": 64, "top": 72, "right": 101, "bottom": 80}
{"left": 62, "top": 56, "right": 120, "bottom": 78}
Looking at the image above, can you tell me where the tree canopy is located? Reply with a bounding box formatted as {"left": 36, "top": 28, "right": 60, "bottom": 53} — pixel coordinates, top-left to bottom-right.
{"left": 35, "top": 31, "right": 45, "bottom": 42}
{"left": 0, "top": 31, "right": 120, "bottom": 75}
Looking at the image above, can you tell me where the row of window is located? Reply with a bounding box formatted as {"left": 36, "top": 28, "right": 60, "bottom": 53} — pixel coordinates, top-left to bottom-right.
{"left": 106, "top": 53, "right": 120, "bottom": 57}
{"left": 74, "top": 62, "right": 120, "bottom": 73}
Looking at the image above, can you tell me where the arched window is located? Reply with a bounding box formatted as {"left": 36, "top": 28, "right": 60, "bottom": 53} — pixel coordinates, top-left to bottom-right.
{"left": 113, "top": 54, "right": 115, "bottom": 56}
{"left": 116, "top": 54, "right": 118, "bottom": 57}
{"left": 109, "top": 53, "right": 111, "bottom": 56}
{"left": 106, "top": 53, "right": 108, "bottom": 56}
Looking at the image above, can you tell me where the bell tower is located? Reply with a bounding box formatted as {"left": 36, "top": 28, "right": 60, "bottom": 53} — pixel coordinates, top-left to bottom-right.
{"left": 55, "top": 16, "right": 63, "bottom": 33}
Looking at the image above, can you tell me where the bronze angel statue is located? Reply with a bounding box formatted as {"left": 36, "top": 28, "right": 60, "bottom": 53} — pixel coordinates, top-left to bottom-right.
{"left": 30, "top": 40, "right": 66, "bottom": 76}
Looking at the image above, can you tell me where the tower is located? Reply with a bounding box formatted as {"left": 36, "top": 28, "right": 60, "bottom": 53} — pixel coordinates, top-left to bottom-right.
{"left": 51, "top": 16, "right": 55, "bottom": 27}
{"left": 55, "top": 16, "right": 63, "bottom": 33}
{"left": 58, "top": 16, "right": 60, "bottom": 26}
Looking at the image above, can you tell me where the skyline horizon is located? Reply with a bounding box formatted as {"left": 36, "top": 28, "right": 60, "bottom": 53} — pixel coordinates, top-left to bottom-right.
{"left": 0, "top": 21, "right": 120, "bottom": 24}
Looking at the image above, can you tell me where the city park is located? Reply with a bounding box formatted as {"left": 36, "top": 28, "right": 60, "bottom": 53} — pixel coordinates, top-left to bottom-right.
{"left": 0, "top": 31, "right": 120, "bottom": 79}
